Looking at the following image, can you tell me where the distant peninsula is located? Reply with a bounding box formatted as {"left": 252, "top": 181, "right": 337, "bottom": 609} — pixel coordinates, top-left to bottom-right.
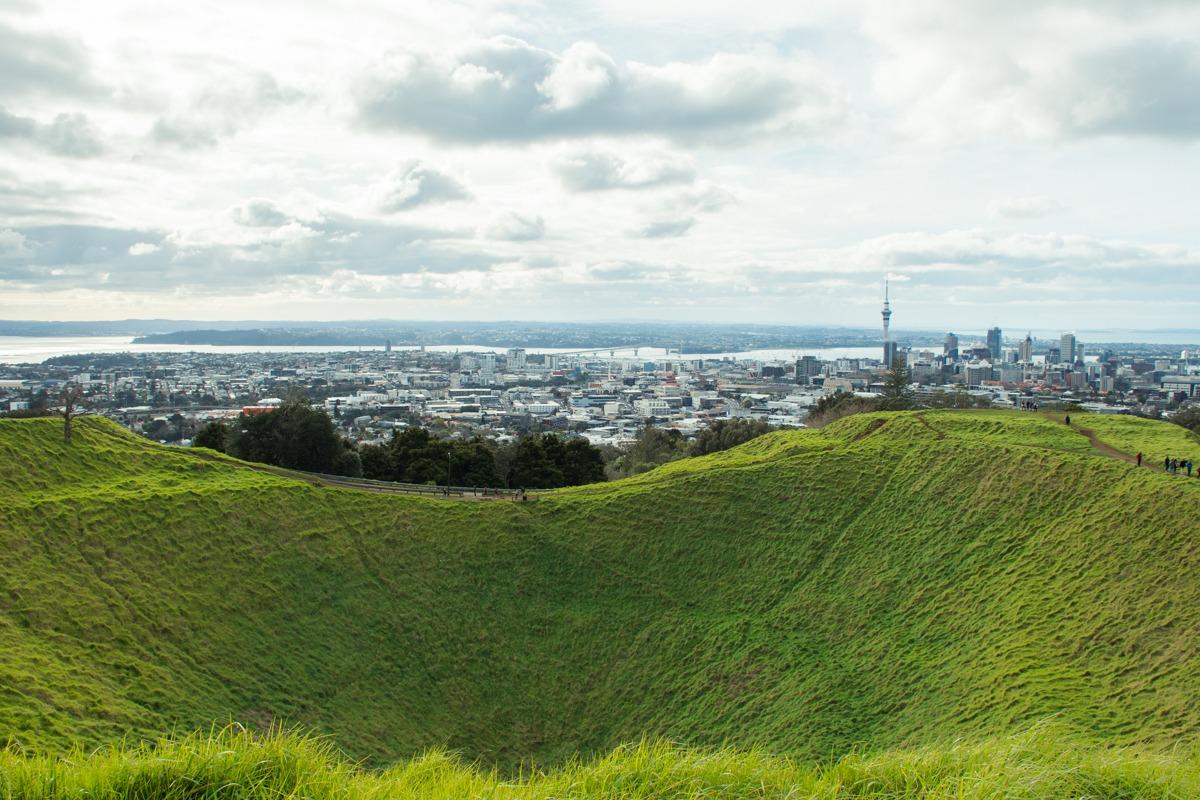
{"left": 130, "top": 322, "right": 918, "bottom": 352}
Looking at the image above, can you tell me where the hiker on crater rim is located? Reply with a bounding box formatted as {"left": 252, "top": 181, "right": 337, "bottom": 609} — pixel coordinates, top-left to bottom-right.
{"left": 1136, "top": 451, "right": 1143, "bottom": 467}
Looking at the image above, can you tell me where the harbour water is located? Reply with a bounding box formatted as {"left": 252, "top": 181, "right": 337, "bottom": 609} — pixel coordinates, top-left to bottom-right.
{"left": 0, "top": 336, "right": 882, "bottom": 365}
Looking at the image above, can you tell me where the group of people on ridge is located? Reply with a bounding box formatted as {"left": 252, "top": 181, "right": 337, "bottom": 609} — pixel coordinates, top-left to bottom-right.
{"left": 1164, "top": 456, "right": 1194, "bottom": 477}
{"left": 1136, "top": 450, "right": 1195, "bottom": 476}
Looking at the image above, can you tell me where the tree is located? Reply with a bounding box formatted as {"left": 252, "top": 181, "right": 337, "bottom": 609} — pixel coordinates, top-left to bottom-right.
{"left": 193, "top": 420, "right": 230, "bottom": 452}
{"left": 1170, "top": 405, "right": 1200, "bottom": 435}
{"left": 691, "top": 418, "right": 774, "bottom": 456}
{"left": 878, "top": 358, "right": 916, "bottom": 411}
{"left": 60, "top": 384, "right": 83, "bottom": 443}
{"left": 500, "top": 433, "right": 605, "bottom": 489}
{"left": 388, "top": 427, "right": 449, "bottom": 484}
{"left": 449, "top": 439, "right": 502, "bottom": 487}
{"left": 229, "top": 397, "right": 353, "bottom": 474}
{"left": 608, "top": 421, "right": 689, "bottom": 478}
{"left": 510, "top": 435, "right": 564, "bottom": 489}
{"left": 330, "top": 446, "right": 363, "bottom": 478}
{"left": 561, "top": 437, "right": 606, "bottom": 484}
{"left": 359, "top": 442, "right": 393, "bottom": 479}
{"left": 806, "top": 391, "right": 878, "bottom": 428}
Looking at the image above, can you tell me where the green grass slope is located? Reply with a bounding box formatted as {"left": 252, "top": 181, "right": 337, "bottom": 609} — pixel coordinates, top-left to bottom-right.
{"left": 1, "top": 410, "right": 1199, "bottom": 771}
{"left": 5, "top": 726, "right": 1199, "bottom": 800}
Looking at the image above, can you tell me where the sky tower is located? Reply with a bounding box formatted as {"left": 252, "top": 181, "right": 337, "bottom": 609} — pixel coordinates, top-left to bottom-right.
{"left": 881, "top": 278, "right": 893, "bottom": 367}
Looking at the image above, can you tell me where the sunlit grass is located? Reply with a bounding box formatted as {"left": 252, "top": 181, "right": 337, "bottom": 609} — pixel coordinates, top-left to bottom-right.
{"left": 1, "top": 412, "right": 1198, "bottom": 774}
{"left": 3, "top": 725, "right": 1198, "bottom": 799}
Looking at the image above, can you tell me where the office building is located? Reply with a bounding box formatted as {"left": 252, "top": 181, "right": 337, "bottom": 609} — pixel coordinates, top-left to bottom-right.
{"left": 986, "top": 327, "right": 1002, "bottom": 361}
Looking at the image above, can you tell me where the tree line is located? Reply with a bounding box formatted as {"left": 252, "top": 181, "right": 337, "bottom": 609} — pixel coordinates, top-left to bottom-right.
{"left": 192, "top": 398, "right": 780, "bottom": 488}
{"left": 193, "top": 398, "right": 609, "bottom": 488}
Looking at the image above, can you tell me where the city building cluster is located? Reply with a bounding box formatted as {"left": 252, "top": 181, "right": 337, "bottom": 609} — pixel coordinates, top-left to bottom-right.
{"left": 2, "top": 320, "right": 1199, "bottom": 450}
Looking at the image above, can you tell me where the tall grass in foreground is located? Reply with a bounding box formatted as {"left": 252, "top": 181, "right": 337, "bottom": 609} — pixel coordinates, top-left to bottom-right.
{"left": 2, "top": 726, "right": 1198, "bottom": 799}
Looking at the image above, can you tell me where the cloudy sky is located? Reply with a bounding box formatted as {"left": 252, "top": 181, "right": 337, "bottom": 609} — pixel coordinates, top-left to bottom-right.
{"left": 1, "top": 0, "right": 1198, "bottom": 329}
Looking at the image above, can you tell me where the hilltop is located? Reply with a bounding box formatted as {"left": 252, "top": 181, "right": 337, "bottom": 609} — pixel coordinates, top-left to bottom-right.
{"left": 2, "top": 410, "right": 1200, "bottom": 775}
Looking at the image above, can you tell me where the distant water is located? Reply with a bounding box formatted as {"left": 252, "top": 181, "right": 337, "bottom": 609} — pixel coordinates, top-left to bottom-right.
{"left": 4, "top": 334, "right": 1195, "bottom": 366}
{"left": 0, "top": 336, "right": 883, "bottom": 365}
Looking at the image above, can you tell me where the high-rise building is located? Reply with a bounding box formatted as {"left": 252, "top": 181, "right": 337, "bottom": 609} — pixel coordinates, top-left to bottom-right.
{"left": 506, "top": 347, "right": 526, "bottom": 370}
{"left": 1019, "top": 332, "right": 1033, "bottom": 364}
{"left": 944, "top": 332, "right": 959, "bottom": 361}
{"left": 796, "top": 355, "right": 821, "bottom": 383}
{"left": 881, "top": 279, "right": 893, "bottom": 367}
{"left": 986, "top": 327, "right": 1002, "bottom": 362}
{"left": 1060, "top": 333, "right": 1076, "bottom": 364}
{"left": 479, "top": 353, "right": 496, "bottom": 380}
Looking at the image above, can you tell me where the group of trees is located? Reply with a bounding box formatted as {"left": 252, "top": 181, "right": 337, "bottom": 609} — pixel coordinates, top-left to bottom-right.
{"left": 606, "top": 417, "right": 779, "bottom": 478}
{"left": 806, "top": 360, "right": 918, "bottom": 427}
{"left": 1170, "top": 405, "right": 1200, "bottom": 435}
{"left": 358, "top": 428, "right": 606, "bottom": 489}
{"left": 193, "top": 397, "right": 362, "bottom": 477}
{"left": 194, "top": 400, "right": 608, "bottom": 489}
{"left": 359, "top": 427, "right": 499, "bottom": 486}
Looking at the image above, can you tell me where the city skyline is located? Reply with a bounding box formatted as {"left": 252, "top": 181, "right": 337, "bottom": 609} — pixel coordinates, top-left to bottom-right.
{"left": 1, "top": 2, "right": 1199, "bottom": 327}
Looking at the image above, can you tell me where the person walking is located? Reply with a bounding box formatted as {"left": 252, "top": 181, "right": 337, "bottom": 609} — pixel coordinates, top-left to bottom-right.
{"left": 1064, "top": 414, "right": 1071, "bottom": 426}
{"left": 1165, "top": 455, "right": 1171, "bottom": 471}
{"left": 1188, "top": 460, "right": 1194, "bottom": 478}
{"left": 1136, "top": 451, "right": 1143, "bottom": 467}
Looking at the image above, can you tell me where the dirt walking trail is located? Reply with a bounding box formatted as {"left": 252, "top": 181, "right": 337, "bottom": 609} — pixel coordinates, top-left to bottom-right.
{"left": 184, "top": 445, "right": 526, "bottom": 501}
{"left": 1039, "top": 412, "right": 1138, "bottom": 465}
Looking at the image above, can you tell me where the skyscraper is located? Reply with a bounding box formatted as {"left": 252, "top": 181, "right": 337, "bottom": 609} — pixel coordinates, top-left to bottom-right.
{"left": 986, "top": 327, "right": 1002, "bottom": 361}
{"left": 944, "top": 332, "right": 959, "bottom": 361}
{"left": 796, "top": 355, "right": 821, "bottom": 383}
{"left": 1060, "top": 333, "right": 1076, "bottom": 364}
{"left": 881, "top": 279, "right": 893, "bottom": 367}
{"left": 1019, "top": 332, "right": 1033, "bottom": 363}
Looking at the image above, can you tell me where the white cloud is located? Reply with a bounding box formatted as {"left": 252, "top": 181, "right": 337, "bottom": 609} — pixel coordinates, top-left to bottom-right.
{"left": 355, "top": 36, "right": 845, "bottom": 143}
{"left": 0, "top": 228, "right": 33, "bottom": 257}
{"left": 551, "top": 149, "right": 695, "bottom": 191}
{"left": 989, "top": 195, "right": 1065, "bottom": 219}
{"left": 0, "top": 106, "right": 102, "bottom": 157}
{"left": 1, "top": 2, "right": 1198, "bottom": 326}
{"left": 484, "top": 211, "right": 545, "bottom": 241}
{"left": 631, "top": 217, "right": 695, "bottom": 239}
{"left": 152, "top": 72, "right": 303, "bottom": 149}
{"left": 865, "top": 1, "right": 1200, "bottom": 141}
{"left": 231, "top": 200, "right": 291, "bottom": 227}
{"left": 537, "top": 42, "right": 617, "bottom": 111}
{"left": 374, "top": 161, "right": 472, "bottom": 213}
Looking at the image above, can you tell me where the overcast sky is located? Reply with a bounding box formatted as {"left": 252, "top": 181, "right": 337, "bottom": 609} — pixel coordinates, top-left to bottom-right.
{"left": 1, "top": 1, "right": 1198, "bottom": 330}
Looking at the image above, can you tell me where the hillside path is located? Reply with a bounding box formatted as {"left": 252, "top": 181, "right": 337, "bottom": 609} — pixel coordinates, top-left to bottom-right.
{"left": 185, "top": 446, "right": 530, "bottom": 502}
{"left": 1073, "top": 425, "right": 1137, "bottom": 464}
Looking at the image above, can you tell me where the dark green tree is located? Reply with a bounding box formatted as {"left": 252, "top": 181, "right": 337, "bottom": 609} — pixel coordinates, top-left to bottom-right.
{"left": 1170, "top": 405, "right": 1200, "bottom": 434}
{"left": 389, "top": 427, "right": 449, "bottom": 484}
{"left": 609, "top": 422, "right": 688, "bottom": 478}
{"left": 230, "top": 398, "right": 344, "bottom": 473}
{"left": 806, "top": 391, "right": 879, "bottom": 428}
{"left": 449, "top": 439, "right": 501, "bottom": 487}
{"left": 330, "top": 446, "right": 363, "bottom": 478}
{"left": 193, "top": 420, "right": 230, "bottom": 452}
{"left": 510, "top": 435, "right": 564, "bottom": 489}
{"left": 878, "top": 358, "right": 916, "bottom": 411}
{"left": 359, "top": 442, "right": 393, "bottom": 479}
{"left": 560, "top": 437, "right": 606, "bottom": 484}
{"left": 691, "top": 418, "right": 774, "bottom": 456}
